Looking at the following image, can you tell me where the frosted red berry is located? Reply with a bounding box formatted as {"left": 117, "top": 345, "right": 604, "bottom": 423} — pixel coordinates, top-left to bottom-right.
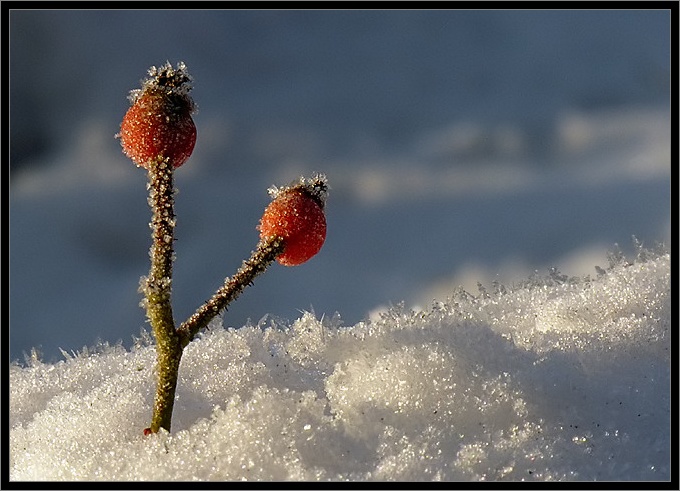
{"left": 258, "top": 176, "right": 328, "bottom": 266}
{"left": 118, "top": 62, "right": 196, "bottom": 169}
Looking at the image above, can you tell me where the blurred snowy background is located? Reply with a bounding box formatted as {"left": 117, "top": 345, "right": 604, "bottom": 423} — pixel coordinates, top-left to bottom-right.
{"left": 9, "top": 10, "right": 671, "bottom": 363}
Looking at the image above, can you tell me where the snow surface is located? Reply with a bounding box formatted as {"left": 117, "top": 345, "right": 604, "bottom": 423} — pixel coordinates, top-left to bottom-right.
{"left": 8, "top": 9, "right": 672, "bottom": 482}
{"left": 9, "top": 248, "right": 670, "bottom": 481}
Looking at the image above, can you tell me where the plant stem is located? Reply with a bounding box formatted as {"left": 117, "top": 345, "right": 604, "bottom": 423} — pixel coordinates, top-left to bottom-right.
{"left": 177, "top": 236, "right": 285, "bottom": 348}
{"left": 142, "top": 158, "right": 284, "bottom": 433}
{"left": 143, "top": 157, "right": 181, "bottom": 433}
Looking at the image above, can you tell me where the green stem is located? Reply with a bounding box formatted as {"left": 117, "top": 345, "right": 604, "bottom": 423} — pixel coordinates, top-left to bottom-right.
{"left": 142, "top": 158, "right": 284, "bottom": 433}
{"left": 143, "top": 157, "right": 181, "bottom": 433}
{"left": 177, "top": 236, "right": 285, "bottom": 348}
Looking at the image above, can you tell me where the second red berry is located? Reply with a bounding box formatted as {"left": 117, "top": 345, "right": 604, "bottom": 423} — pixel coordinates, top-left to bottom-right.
{"left": 258, "top": 177, "right": 328, "bottom": 266}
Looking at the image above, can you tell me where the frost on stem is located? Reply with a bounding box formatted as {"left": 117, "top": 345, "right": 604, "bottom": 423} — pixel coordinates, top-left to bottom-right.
{"left": 142, "top": 157, "right": 182, "bottom": 433}
{"left": 177, "top": 236, "right": 285, "bottom": 348}
{"left": 145, "top": 157, "right": 176, "bottom": 301}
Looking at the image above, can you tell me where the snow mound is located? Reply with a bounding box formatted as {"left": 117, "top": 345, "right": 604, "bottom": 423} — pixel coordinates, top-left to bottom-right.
{"left": 9, "top": 248, "right": 670, "bottom": 481}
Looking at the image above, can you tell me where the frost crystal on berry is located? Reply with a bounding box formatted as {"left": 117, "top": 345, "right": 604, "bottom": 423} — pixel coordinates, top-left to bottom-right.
{"left": 128, "top": 61, "right": 196, "bottom": 110}
{"left": 259, "top": 174, "right": 328, "bottom": 266}
{"left": 267, "top": 174, "right": 329, "bottom": 207}
{"left": 118, "top": 61, "right": 197, "bottom": 169}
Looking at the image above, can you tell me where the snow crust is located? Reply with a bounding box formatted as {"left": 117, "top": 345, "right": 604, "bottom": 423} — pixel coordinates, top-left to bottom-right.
{"left": 9, "top": 249, "right": 670, "bottom": 481}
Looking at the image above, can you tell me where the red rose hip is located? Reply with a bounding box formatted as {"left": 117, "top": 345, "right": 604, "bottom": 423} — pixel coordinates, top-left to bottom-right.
{"left": 258, "top": 176, "right": 328, "bottom": 266}
{"left": 118, "top": 62, "right": 196, "bottom": 169}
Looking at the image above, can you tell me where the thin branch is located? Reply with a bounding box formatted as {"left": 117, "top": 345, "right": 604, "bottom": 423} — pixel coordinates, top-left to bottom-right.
{"left": 177, "top": 236, "right": 285, "bottom": 348}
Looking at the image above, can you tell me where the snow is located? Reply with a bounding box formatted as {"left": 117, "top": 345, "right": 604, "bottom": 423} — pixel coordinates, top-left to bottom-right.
{"left": 9, "top": 249, "right": 670, "bottom": 481}
{"left": 8, "top": 9, "right": 672, "bottom": 482}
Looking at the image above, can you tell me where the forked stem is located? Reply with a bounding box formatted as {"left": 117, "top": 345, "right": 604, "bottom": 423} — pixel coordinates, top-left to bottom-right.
{"left": 142, "top": 160, "right": 284, "bottom": 432}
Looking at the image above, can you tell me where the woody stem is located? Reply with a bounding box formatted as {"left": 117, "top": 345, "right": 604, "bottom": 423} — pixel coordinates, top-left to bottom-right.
{"left": 177, "top": 236, "right": 285, "bottom": 348}
{"left": 143, "top": 157, "right": 182, "bottom": 434}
